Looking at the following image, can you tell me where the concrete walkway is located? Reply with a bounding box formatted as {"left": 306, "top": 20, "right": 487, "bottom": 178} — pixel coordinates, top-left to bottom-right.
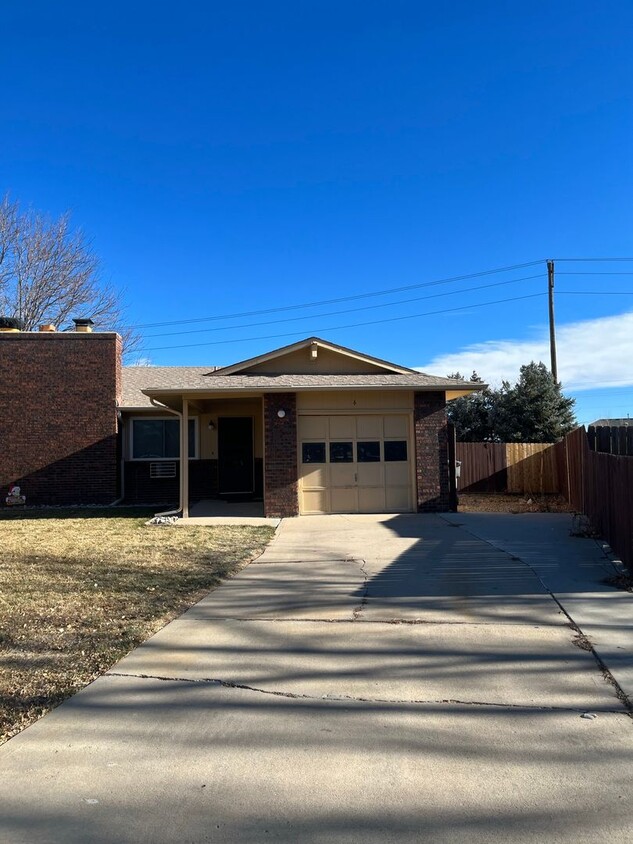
{"left": 1, "top": 513, "right": 632, "bottom": 843}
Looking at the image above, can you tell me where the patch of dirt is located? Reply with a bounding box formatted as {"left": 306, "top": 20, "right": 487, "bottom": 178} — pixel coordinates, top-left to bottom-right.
{"left": 458, "top": 493, "right": 571, "bottom": 514}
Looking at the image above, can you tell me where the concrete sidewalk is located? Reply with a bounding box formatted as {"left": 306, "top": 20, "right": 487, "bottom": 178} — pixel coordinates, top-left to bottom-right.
{"left": 1, "top": 513, "right": 632, "bottom": 843}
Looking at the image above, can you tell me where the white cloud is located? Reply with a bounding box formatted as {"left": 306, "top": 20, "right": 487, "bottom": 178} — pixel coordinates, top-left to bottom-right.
{"left": 418, "top": 310, "right": 633, "bottom": 391}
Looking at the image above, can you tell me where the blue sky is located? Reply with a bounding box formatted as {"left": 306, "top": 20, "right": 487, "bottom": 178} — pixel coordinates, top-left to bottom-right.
{"left": 2, "top": 1, "right": 633, "bottom": 424}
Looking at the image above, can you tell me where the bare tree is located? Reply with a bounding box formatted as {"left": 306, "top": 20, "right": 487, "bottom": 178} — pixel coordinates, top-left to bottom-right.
{"left": 0, "top": 195, "right": 138, "bottom": 351}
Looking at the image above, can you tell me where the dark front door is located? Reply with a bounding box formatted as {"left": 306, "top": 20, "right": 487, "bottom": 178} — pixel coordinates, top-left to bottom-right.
{"left": 218, "top": 417, "right": 254, "bottom": 495}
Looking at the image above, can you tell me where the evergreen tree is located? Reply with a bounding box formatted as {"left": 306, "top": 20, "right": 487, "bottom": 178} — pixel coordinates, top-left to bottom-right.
{"left": 495, "top": 362, "right": 576, "bottom": 442}
{"left": 447, "top": 363, "right": 576, "bottom": 443}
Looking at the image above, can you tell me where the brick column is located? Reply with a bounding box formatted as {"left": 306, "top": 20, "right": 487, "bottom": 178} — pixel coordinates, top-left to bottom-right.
{"left": 414, "top": 391, "right": 449, "bottom": 512}
{"left": 263, "top": 392, "right": 299, "bottom": 518}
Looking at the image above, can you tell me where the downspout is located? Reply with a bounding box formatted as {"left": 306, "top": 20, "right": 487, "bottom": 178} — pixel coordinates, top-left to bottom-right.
{"left": 110, "top": 409, "right": 125, "bottom": 506}
{"left": 150, "top": 397, "right": 184, "bottom": 518}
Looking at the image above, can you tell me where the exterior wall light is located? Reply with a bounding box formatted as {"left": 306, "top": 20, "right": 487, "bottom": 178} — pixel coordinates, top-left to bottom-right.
{"left": 277, "top": 409, "right": 286, "bottom": 418}
{"left": 208, "top": 420, "right": 216, "bottom": 431}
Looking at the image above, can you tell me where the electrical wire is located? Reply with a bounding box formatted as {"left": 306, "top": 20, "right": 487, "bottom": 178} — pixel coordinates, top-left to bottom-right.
{"left": 125, "top": 259, "right": 546, "bottom": 330}
{"left": 141, "top": 292, "right": 547, "bottom": 352}
{"left": 142, "top": 273, "right": 543, "bottom": 339}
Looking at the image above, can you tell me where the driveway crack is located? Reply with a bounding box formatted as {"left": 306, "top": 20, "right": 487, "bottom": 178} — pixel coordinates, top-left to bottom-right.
{"left": 107, "top": 671, "right": 627, "bottom": 714}
{"left": 350, "top": 557, "right": 369, "bottom": 620}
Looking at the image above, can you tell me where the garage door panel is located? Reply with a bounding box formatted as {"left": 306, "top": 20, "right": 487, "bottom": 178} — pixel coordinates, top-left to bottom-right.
{"left": 331, "top": 487, "right": 357, "bottom": 512}
{"left": 358, "top": 486, "right": 386, "bottom": 512}
{"left": 302, "top": 465, "right": 327, "bottom": 487}
{"left": 356, "top": 416, "right": 382, "bottom": 438}
{"left": 386, "top": 486, "right": 410, "bottom": 511}
{"left": 384, "top": 415, "right": 408, "bottom": 438}
{"left": 299, "top": 417, "right": 327, "bottom": 438}
{"left": 330, "top": 463, "right": 355, "bottom": 487}
{"left": 301, "top": 490, "right": 328, "bottom": 514}
{"left": 385, "top": 462, "right": 409, "bottom": 486}
{"left": 357, "top": 463, "right": 383, "bottom": 486}
{"left": 329, "top": 416, "right": 355, "bottom": 438}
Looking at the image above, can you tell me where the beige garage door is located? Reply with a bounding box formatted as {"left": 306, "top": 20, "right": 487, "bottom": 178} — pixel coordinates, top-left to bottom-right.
{"left": 298, "top": 414, "right": 413, "bottom": 514}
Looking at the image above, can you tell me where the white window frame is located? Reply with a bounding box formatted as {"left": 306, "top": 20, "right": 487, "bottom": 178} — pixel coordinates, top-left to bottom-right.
{"left": 129, "top": 416, "right": 199, "bottom": 461}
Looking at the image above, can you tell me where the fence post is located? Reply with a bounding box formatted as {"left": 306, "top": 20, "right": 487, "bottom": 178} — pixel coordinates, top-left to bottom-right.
{"left": 447, "top": 423, "right": 458, "bottom": 512}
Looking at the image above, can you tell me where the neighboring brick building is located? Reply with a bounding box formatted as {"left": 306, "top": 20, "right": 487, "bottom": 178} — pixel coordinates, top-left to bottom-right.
{"left": 0, "top": 327, "right": 121, "bottom": 505}
{"left": 1, "top": 330, "right": 479, "bottom": 516}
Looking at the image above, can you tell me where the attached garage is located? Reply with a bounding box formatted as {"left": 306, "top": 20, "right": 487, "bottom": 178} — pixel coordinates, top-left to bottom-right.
{"left": 135, "top": 336, "right": 482, "bottom": 518}
{"left": 298, "top": 413, "right": 413, "bottom": 514}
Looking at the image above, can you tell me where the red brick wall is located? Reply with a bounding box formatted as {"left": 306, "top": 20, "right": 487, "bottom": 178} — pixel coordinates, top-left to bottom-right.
{"left": 414, "top": 391, "right": 449, "bottom": 512}
{"left": 263, "top": 392, "right": 298, "bottom": 518}
{"left": 0, "top": 332, "right": 122, "bottom": 505}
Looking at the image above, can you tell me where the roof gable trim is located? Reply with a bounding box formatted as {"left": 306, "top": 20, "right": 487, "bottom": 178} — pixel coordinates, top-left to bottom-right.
{"left": 208, "top": 336, "right": 416, "bottom": 376}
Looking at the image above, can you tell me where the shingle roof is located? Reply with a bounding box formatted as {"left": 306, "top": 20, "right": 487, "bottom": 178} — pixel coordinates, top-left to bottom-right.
{"left": 122, "top": 365, "right": 481, "bottom": 407}
{"left": 121, "top": 367, "right": 215, "bottom": 408}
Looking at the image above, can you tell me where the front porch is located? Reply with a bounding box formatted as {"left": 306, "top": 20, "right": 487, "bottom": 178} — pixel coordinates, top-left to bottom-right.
{"left": 179, "top": 498, "right": 280, "bottom": 527}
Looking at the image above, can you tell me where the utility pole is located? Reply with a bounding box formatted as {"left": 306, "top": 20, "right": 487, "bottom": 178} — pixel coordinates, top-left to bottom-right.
{"left": 547, "top": 259, "right": 558, "bottom": 382}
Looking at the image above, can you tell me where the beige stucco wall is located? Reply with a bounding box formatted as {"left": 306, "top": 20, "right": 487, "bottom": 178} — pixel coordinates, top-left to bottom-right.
{"left": 297, "top": 390, "right": 414, "bottom": 413}
{"left": 246, "top": 346, "right": 394, "bottom": 375}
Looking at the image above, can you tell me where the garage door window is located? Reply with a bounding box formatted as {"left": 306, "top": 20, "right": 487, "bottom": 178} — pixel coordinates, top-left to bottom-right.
{"left": 302, "top": 443, "right": 326, "bottom": 463}
{"left": 384, "top": 441, "right": 408, "bottom": 461}
{"left": 330, "top": 442, "right": 353, "bottom": 462}
{"left": 357, "top": 441, "right": 380, "bottom": 462}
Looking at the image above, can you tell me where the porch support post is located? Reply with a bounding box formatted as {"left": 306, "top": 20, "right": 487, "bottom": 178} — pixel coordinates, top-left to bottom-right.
{"left": 181, "top": 397, "right": 189, "bottom": 518}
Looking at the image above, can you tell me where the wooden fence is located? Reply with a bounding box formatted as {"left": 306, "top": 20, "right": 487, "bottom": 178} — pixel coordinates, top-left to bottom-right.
{"left": 556, "top": 426, "right": 633, "bottom": 572}
{"left": 587, "top": 424, "right": 633, "bottom": 456}
{"left": 456, "top": 429, "right": 633, "bottom": 572}
{"left": 456, "top": 442, "right": 560, "bottom": 494}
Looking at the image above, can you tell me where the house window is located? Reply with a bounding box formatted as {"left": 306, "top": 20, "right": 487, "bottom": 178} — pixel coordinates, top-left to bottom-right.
{"left": 357, "top": 441, "right": 380, "bottom": 462}
{"left": 330, "top": 442, "right": 353, "bottom": 463}
{"left": 302, "top": 443, "right": 326, "bottom": 464}
{"left": 384, "top": 440, "right": 407, "bottom": 462}
{"left": 131, "top": 418, "right": 197, "bottom": 460}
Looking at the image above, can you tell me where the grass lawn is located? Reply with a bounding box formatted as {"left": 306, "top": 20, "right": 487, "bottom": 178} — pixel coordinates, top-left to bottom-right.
{"left": 0, "top": 508, "right": 274, "bottom": 744}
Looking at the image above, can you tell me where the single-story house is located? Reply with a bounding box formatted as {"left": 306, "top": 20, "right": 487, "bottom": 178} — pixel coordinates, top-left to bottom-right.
{"left": 0, "top": 326, "right": 480, "bottom": 517}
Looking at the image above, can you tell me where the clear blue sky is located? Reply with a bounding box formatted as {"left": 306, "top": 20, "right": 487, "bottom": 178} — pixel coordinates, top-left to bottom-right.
{"left": 3, "top": 1, "right": 633, "bottom": 424}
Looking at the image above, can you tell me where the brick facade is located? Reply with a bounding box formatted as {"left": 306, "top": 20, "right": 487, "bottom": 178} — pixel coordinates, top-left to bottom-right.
{"left": 263, "top": 392, "right": 298, "bottom": 518}
{"left": 0, "top": 331, "right": 121, "bottom": 505}
{"left": 414, "top": 391, "right": 449, "bottom": 512}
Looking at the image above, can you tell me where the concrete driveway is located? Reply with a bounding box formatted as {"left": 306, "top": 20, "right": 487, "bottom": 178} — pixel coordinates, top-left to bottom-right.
{"left": 1, "top": 513, "right": 632, "bottom": 843}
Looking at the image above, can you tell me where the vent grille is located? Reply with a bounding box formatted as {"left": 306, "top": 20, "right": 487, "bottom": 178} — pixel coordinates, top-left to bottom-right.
{"left": 150, "top": 462, "right": 177, "bottom": 479}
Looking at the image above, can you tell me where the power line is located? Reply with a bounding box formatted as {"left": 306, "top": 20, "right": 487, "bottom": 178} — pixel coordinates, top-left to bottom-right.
{"left": 141, "top": 292, "right": 546, "bottom": 352}
{"left": 557, "top": 271, "right": 633, "bottom": 275}
{"left": 125, "top": 259, "right": 546, "bottom": 330}
{"left": 142, "top": 274, "right": 543, "bottom": 339}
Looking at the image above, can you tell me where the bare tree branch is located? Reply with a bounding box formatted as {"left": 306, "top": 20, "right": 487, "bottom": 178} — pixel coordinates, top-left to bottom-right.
{"left": 0, "top": 195, "right": 140, "bottom": 355}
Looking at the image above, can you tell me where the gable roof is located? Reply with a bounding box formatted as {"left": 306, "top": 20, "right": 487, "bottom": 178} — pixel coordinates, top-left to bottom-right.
{"left": 209, "top": 336, "right": 417, "bottom": 376}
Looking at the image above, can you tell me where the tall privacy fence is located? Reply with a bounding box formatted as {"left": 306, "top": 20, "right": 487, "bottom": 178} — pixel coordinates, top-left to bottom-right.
{"left": 456, "top": 428, "right": 633, "bottom": 572}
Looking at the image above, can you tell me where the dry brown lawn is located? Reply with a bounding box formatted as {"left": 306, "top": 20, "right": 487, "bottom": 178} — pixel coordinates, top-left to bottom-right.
{"left": 0, "top": 508, "right": 274, "bottom": 744}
